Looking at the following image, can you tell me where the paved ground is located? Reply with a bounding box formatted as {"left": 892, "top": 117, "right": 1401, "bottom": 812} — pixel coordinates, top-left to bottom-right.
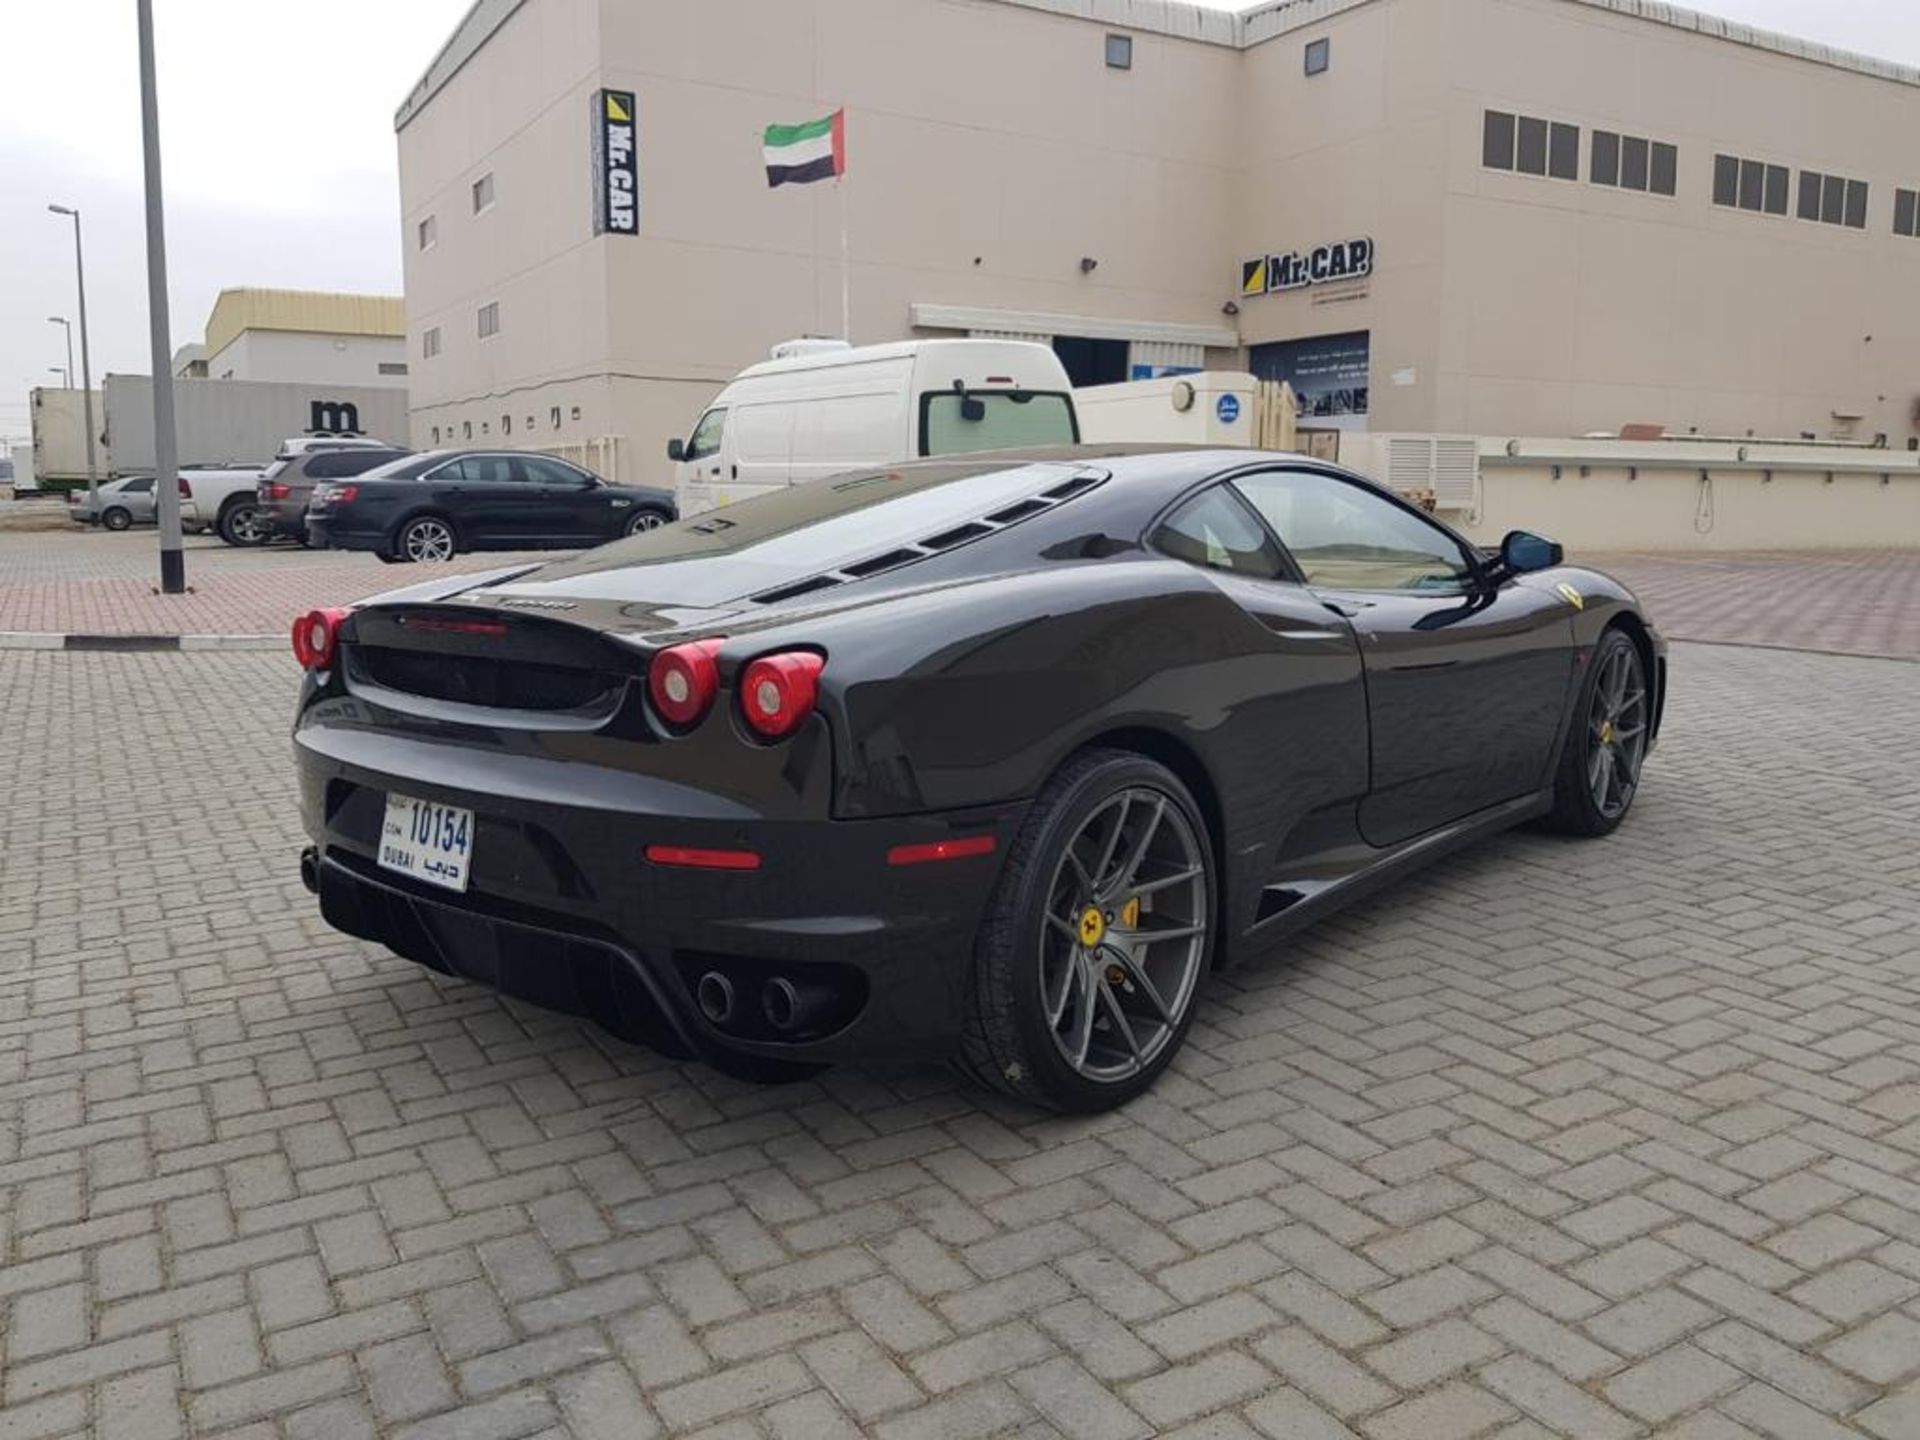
{"left": 2, "top": 531, "right": 1917, "bottom": 660}
{"left": 0, "top": 534, "right": 562, "bottom": 638}
{"left": 3, "top": 641, "right": 1918, "bottom": 1438}
{"left": 1591, "top": 552, "right": 1920, "bottom": 662}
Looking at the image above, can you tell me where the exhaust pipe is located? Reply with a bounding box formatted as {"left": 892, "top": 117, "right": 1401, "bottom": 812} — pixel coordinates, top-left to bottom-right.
{"left": 695, "top": 971, "right": 737, "bottom": 1026}
{"left": 299, "top": 846, "right": 320, "bottom": 894}
{"left": 761, "top": 976, "right": 836, "bottom": 1035}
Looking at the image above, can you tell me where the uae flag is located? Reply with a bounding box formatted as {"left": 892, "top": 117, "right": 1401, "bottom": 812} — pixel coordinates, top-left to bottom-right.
{"left": 764, "top": 110, "right": 846, "bottom": 187}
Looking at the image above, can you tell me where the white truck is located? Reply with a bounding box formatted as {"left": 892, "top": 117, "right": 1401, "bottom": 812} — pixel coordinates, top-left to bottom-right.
{"left": 667, "top": 339, "right": 1079, "bottom": 517}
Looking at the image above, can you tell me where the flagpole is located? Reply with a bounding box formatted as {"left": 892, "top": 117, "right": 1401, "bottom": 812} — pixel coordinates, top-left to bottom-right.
{"left": 838, "top": 176, "right": 850, "bottom": 342}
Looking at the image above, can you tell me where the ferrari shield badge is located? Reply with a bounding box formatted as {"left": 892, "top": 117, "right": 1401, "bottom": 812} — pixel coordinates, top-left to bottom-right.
{"left": 1555, "top": 582, "right": 1585, "bottom": 611}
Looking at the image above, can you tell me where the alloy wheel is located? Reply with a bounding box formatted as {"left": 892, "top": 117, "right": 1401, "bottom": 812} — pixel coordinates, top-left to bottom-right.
{"left": 1587, "top": 642, "right": 1648, "bottom": 819}
{"left": 627, "top": 510, "right": 667, "bottom": 535}
{"left": 404, "top": 519, "right": 456, "bottom": 562}
{"left": 1038, "top": 787, "right": 1209, "bottom": 1083}
{"left": 226, "top": 505, "right": 269, "bottom": 545}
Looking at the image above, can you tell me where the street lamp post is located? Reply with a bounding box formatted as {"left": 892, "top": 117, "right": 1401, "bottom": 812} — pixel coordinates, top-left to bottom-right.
{"left": 46, "top": 207, "right": 99, "bottom": 506}
{"left": 49, "top": 366, "right": 70, "bottom": 388}
{"left": 48, "top": 317, "right": 74, "bottom": 389}
{"left": 135, "top": 0, "right": 185, "bottom": 594}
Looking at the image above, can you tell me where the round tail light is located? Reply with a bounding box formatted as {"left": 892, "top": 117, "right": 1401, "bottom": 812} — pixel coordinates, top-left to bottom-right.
{"left": 739, "top": 651, "right": 825, "bottom": 740}
{"left": 291, "top": 607, "right": 349, "bottom": 671}
{"left": 649, "top": 638, "right": 726, "bottom": 728}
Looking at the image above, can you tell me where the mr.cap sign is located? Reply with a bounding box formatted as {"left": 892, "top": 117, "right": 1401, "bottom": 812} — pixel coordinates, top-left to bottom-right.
{"left": 593, "top": 89, "right": 639, "bottom": 236}
{"left": 1241, "top": 237, "right": 1373, "bottom": 297}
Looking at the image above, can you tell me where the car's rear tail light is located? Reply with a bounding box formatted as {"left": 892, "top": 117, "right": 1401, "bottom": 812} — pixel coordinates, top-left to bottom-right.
{"left": 66, "top": 491, "right": 78, "bottom": 505}
{"left": 177, "top": 478, "right": 192, "bottom": 498}
{"left": 644, "top": 845, "right": 761, "bottom": 871}
{"left": 264, "top": 482, "right": 292, "bottom": 501}
{"left": 739, "top": 651, "right": 825, "bottom": 740}
{"left": 887, "top": 835, "right": 998, "bottom": 866}
{"left": 325, "top": 484, "right": 359, "bottom": 505}
{"left": 397, "top": 615, "right": 508, "bottom": 637}
{"left": 649, "top": 638, "right": 725, "bottom": 729}
{"left": 291, "top": 607, "right": 349, "bottom": 670}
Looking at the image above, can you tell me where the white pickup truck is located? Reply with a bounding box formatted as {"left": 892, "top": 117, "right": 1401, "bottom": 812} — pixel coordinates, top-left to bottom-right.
{"left": 175, "top": 466, "right": 270, "bottom": 544}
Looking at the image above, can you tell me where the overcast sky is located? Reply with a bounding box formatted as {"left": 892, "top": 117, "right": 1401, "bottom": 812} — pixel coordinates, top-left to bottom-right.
{"left": 4, "top": 0, "right": 1918, "bottom": 442}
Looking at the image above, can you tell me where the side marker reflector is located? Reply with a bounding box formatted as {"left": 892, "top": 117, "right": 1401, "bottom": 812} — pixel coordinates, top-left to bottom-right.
{"left": 887, "top": 835, "right": 998, "bottom": 867}
{"left": 645, "top": 845, "right": 762, "bottom": 871}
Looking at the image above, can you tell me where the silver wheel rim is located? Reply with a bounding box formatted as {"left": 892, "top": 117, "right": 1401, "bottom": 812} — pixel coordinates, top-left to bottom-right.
{"left": 1039, "top": 786, "right": 1209, "bottom": 1083}
{"left": 229, "top": 506, "right": 266, "bottom": 543}
{"left": 628, "top": 511, "right": 664, "bottom": 534}
{"left": 1588, "top": 643, "right": 1648, "bottom": 819}
{"left": 405, "top": 520, "right": 455, "bottom": 561}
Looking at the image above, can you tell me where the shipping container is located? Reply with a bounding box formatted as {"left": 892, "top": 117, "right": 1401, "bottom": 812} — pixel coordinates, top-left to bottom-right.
{"left": 99, "top": 376, "right": 409, "bottom": 473}
{"left": 30, "top": 388, "right": 109, "bottom": 484}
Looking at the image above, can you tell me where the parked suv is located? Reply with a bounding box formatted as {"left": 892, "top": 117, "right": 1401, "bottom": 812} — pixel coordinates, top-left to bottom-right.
{"left": 307, "top": 450, "right": 676, "bottom": 562}
{"left": 258, "top": 446, "right": 410, "bottom": 542}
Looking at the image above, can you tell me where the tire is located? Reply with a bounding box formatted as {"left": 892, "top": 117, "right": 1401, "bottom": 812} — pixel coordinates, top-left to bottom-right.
{"left": 624, "top": 507, "right": 671, "bottom": 537}
{"left": 101, "top": 507, "right": 132, "bottom": 532}
{"left": 218, "top": 500, "right": 270, "bottom": 547}
{"left": 1543, "top": 627, "right": 1651, "bottom": 837}
{"left": 956, "top": 748, "right": 1216, "bottom": 1113}
{"left": 392, "top": 515, "right": 458, "bottom": 563}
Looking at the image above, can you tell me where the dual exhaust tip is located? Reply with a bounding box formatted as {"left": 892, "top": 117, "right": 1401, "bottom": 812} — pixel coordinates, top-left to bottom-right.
{"left": 696, "top": 971, "right": 834, "bottom": 1036}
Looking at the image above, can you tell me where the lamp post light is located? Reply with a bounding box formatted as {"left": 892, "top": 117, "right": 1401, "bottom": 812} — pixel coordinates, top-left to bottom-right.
{"left": 49, "top": 366, "right": 70, "bottom": 388}
{"left": 48, "top": 317, "right": 74, "bottom": 389}
{"left": 46, "top": 206, "right": 100, "bottom": 506}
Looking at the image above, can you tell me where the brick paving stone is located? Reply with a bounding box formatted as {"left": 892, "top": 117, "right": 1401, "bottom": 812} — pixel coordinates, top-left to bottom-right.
{"left": 3, "top": 636, "right": 1920, "bottom": 1440}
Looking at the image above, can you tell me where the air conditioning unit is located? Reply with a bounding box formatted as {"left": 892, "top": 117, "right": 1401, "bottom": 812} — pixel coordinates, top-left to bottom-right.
{"left": 1341, "top": 434, "right": 1481, "bottom": 511}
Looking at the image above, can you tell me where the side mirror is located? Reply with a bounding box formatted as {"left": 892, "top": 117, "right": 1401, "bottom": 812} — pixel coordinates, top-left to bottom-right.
{"left": 1500, "top": 530, "right": 1563, "bottom": 575}
{"left": 666, "top": 438, "right": 686, "bottom": 462}
{"left": 959, "top": 396, "right": 987, "bottom": 424}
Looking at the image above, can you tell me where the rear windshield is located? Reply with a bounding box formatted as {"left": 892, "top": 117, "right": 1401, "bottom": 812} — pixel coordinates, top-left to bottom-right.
{"left": 919, "top": 391, "right": 1078, "bottom": 457}
{"left": 522, "top": 460, "right": 1095, "bottom": 605}
{"left": 360, "top": 452, "right": 449, "bottom": 481}
{"left": 308, "top": 449, "right": 408, "bottom": 479}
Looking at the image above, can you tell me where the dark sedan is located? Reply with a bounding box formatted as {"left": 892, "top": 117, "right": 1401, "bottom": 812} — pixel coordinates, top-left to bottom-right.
{"left": 289, "top": 447, "right": 1665, "bottom": 1111}
{"left": 306, "top": 449, "right": 676, "bottom": 562}
{"left": 257, "top": 445, "right": 412, "bottom": 542}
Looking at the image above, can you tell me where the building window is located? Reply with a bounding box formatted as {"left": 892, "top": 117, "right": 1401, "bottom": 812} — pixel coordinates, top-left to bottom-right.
{"left": 417, "top": 215, "right": 436, "bottom": 250}
{"left": 1714, "top": 154, "right": 1789, "bottom": 215}
{"left": 1304, "top": 37, "right": 1330, "bottom": 76}
{"left": 472, "top": 172, "right": 495, "bottom": 213}
{"left": 550, "top": 406, "right": 562, "bottom": 429}
{"left": 377, "top": 362, "right": 409, "bottom": 376}
{"left": 422, "top": 327, "right": 441, "bottom": 359}
{"left": 501, "top": 414, "right": 512, "bottom": 436}
{"left": 1799, "top": 171, "right": 1869, "bottom": 229}
{"left": 1105, "top": 33, "right": 1131, "bottom": 69}
{"left": 1483, "top": 111, "right": 1577, "bottom": 180}
{"left": 1591, "top": 131, "right": 1677, "bottom": 196}
{"left": 1896, "top": 189, "right": 1919, "bottom": 237}
{"left": 477, "top": 302, "right": 500, "bottom": 339}
{"left": 462, "top": 420, "right": 472, "bottom": 440}
{"left": 431, "top": 426, "right": 440, "bottom": 444}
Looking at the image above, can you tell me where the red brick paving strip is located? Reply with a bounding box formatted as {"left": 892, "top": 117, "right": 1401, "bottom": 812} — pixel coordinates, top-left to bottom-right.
{"left": 0, "top": 555, "right": 541, "bottom": 637}
{"left": 1584, "top": 550, "right": 1920, "bottom": 662}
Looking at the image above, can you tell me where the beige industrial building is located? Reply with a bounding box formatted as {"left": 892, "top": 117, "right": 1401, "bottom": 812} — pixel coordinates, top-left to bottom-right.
{"left": 171, "top": 289, "right": 410, "bottom": 389}
{"left": 396, "top": 0, "right": 1920, "bottom": 485}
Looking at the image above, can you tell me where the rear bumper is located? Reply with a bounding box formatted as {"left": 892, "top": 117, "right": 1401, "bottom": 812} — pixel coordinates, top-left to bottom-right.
{"left": 305, "top": 516, "right": 384, "bottom": 552}
{"left": 295, "top": 722, "right": 1022, "bottom": 1068}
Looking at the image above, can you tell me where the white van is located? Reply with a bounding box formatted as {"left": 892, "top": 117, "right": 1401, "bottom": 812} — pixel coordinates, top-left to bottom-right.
{"left": 668, "top": 339, "right": 1078, "bottom": 516}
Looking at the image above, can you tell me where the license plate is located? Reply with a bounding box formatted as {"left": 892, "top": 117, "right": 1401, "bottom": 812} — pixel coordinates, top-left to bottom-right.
{"left": 378, "top": 793, "right": 474, "bottom": 893}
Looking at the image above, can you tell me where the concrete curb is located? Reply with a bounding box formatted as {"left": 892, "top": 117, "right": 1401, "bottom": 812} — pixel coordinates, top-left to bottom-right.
{"left": 0, "top": 632, "right": 283, "bottom": 652}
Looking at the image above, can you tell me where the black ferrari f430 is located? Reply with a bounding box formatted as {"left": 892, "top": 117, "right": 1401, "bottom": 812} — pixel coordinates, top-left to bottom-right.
{"left": 291, "top": 447, "right": 1666, "bottom": 1111}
